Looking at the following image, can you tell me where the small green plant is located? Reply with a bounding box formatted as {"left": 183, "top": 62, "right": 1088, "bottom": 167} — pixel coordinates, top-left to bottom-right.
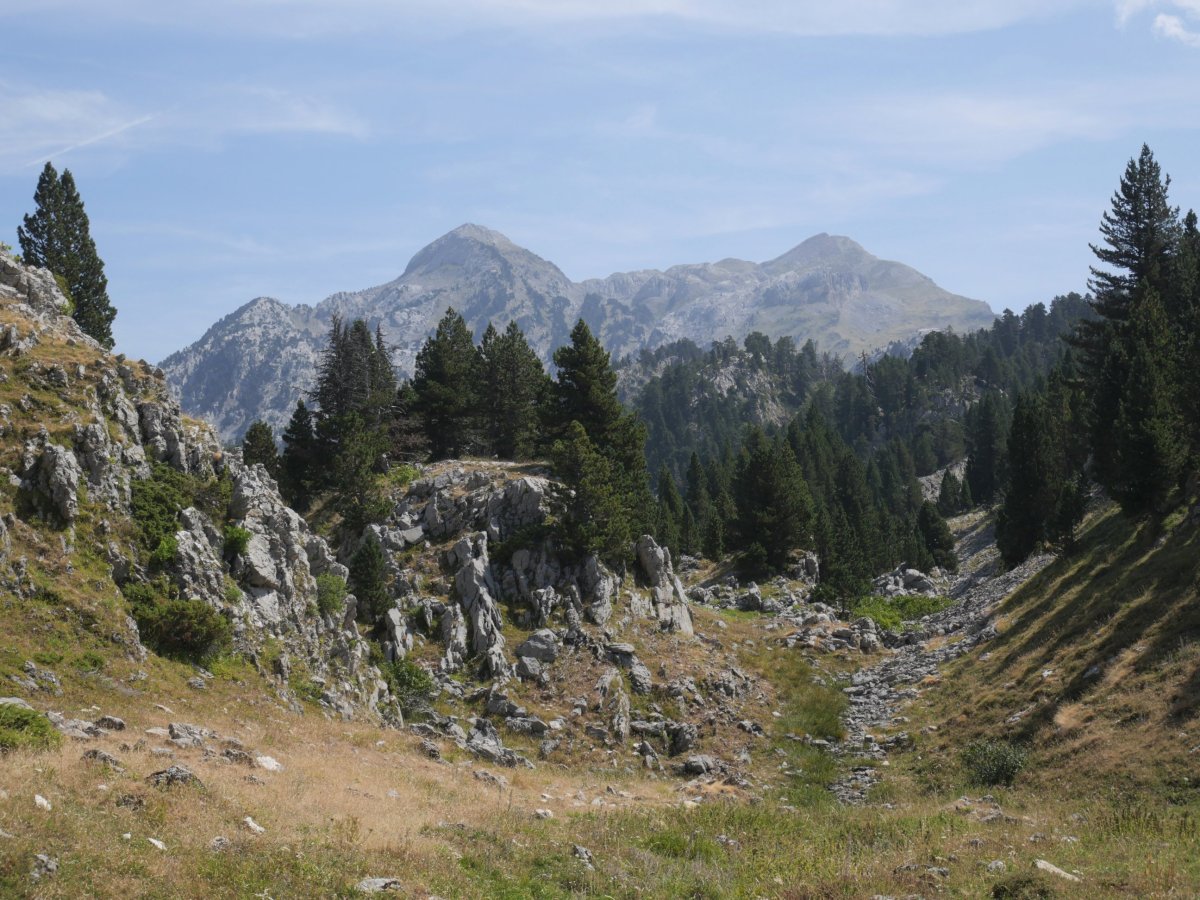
{"left": 315, "top": 573, "right": 347, "bottom": 617}
{"left": 222, "top": 524, "right": 251, "bottom": 558}
{"left": 72, "top": 650, "right": 105, "bottom": 673}
{"left": 850, "top": 594, "right": 952, "bottom": 631}
{"left": 962, "top": 739, "right": 1028, "bottom": 786}
{"left": 0, "top": 704, "right": 63, "bottom": 752}
{"left": 149, "top": 535, "right": 178, "bottom": 568}
{"left": 991, "top": 872, "right": 1056, "bottom": 898}
{"left": 223, "top": 576, "right": 243, "bottom": 604}
{"left": 31, "top": 651, "right": 63, "bottom": 666}
{"left": 293, "top": 678, "right": 325, "bottom": 705}
{"left": 384, "top": 656, "right": 436, "bottom": 714}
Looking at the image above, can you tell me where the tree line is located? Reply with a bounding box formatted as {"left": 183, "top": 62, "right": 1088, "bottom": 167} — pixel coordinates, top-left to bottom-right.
{"left": 243, "top": 311, "right": 652, "bottom": 562}
{"left": 995, "top": 145, "right": 1199, "bottom": 565}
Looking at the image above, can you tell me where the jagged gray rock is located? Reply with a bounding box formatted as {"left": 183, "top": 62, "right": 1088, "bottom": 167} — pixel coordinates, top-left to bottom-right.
{"left": 635, "top": 535, "right": 694, "bottom": 635}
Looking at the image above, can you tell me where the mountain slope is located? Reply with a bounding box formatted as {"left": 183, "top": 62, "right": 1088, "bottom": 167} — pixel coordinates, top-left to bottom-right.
{"left": 159, "top": 226, "right": 994, "bottom": 441}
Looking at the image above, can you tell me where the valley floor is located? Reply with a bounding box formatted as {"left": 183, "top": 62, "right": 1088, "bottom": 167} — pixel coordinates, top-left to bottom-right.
{"left": 1, "top": 504, "right": 1198, "bottom": 898}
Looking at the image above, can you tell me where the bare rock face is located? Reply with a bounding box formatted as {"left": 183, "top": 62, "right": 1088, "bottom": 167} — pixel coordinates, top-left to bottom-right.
{"left": 19, "top": 432, "right": 83, "bottom": 523}
{"left": 448, "top": 533, "right": 511, "bottom": 680}
{"left": 635, "top": 535, "right": 694, "bottom": 636}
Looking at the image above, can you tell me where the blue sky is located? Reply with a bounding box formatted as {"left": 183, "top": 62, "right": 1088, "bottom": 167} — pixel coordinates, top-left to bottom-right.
{"left": 2, "top": 0, "right": 1199, "bottom": 363}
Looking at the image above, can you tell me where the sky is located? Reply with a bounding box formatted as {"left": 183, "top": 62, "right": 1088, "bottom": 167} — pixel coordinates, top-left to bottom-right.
{"left": 2, "top": 1, "right": 1200, "bottom": 363}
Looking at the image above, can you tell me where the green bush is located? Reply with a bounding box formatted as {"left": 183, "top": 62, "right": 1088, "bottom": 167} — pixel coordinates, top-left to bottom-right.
{"left": 72, "top": 650, "right": 105, "bottom": 673}
{"left": 384, "top": 657, "right": 435, "bottom": 714}
{"left": 130, "top": 464, "right": 193, "bottom": 556}
{"left": 991, "top": 872, "right": 1055, "bottom": 898}
{"left": 222, "top": 524, "right": 251, "bottom": 558}
{"left": 149, "top": 535, "right": 178, "bottom": 568}
{"left": 962, "top": 739, "right": 1028, "bottom": 786}
{"left": 315, "top": 573, "right": 347, "bottom": 617}
{"left": 124, "top": 579, "right": 231, "bottom": 662}
{"left": 850, "top": 594, "right": 953, "bottom": 632}
{"left": 0, "top": 704, "right": 62, "bottom": 753}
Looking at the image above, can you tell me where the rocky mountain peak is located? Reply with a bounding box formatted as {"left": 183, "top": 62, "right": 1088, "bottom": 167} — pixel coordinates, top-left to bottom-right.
{"left": 161, "top": 228, "right": 994, "bottom": 442}
{"left": 762, "top": 232, "right": 874, "bottom": 275}
{"left": 402, "top": 223, "right": 567, "bottom": 283}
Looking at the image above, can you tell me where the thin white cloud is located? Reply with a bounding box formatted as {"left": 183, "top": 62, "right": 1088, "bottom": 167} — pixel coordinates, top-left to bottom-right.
{"left": 1154, "top": 11, "right": 1200, "bottom": 43}
{"left": 1117, "top": 0, "right": 1200, "bottom": 44}
{"left": 0, "top": 81, "right": 367, "bottom": 173}
{"left": 1, "top": 0, "right": 1089, "bottom": 38}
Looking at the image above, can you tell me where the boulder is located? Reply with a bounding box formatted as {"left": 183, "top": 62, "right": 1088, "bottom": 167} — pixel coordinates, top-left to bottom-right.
{"left": 515, "top": 629, "right": 560, "bottom": 663}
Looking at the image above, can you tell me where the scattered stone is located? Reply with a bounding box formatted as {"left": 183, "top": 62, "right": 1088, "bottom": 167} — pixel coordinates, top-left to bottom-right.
{"left": 533, "top": 808, "right": 554, "bottom": 819}
{"left": 167, "top": 722, "right": 212, "bottom": 748}
{"left": 1034, "top": 859, "right": 1081, "bottom": 882}
{"left": 474, "top": 769, "right": 509, "bottom": 790}
{"left": 355, "top": 877, "right": 405, "bottom": 893}
{"left": 147, "top": 838, "right": 167, "bottom": 851}
{"left": 116, "top": 793, "right": 145, "bottom": 811}
{"left": 243, "top": 816, "right": 266, "bottom": 834}
{"left": 146, "top": 765, "right": 200, "bottom": 788}
{"left": 572, "top": 844, "right": 595, "bottom": 869}
{"left": 94, "top": 715, "right": 126, "bottom": 731}
{"left": 987, "top": 860, "right": 1006, "bottom": 873}
{"left": 30, "top": 853, "right": 57, "bottom": 881}
{"left": 515, "top": 629, "right": 560, "bottom": 663}
{"left": 209, "top": 836, "right": 231, "bottom": 852}
{"left": 81, "top": 749, "right": 125, "bottom": 772}
{"left": 187, "top": 677, "right": 207, "bottom": 691}
{"left": 419, "top": 739, "right": 441, "bottom": 760}
{"left": 34, "top": 794, "right": 51, "bottom": 811}
{"left": 255, "top": 755, "right": 283, "bottom": 772}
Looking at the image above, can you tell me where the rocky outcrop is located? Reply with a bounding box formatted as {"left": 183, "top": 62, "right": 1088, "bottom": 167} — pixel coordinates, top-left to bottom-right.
{"left": 19, "top": 431, "right": 83, "bottom": 523}
{"left": 0, "top": 256, "right": 385, "bottom": 720}
{"left": 634, "top": 535, "right": 694, "bottom": 635}
{"left": 446, "top": 533, "right": 511, "bottom": 680}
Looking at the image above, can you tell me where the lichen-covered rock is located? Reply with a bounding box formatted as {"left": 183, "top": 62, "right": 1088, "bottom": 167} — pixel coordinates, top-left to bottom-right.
{"left": 635, "top": 535, "right": 694, "bottom": 635}
{"left": 448, "top": 533, "right": 511, "bottom": 680}
{"left": 19, "top": 432, "right": 82, "bottom": 523}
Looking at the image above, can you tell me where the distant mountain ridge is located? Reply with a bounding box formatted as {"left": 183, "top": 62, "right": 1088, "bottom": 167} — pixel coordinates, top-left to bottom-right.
{"left": 159, "top": 224, "right": 995, "bottom": 441}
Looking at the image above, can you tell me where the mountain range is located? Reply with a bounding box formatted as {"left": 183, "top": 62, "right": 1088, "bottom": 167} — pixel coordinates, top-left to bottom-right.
{"left": 159, "top": 224, "right": 995, "bottom": 441}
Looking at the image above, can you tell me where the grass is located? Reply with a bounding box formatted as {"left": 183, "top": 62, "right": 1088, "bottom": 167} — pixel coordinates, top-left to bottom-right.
{"left": 850, "top": 593, "right": 954, "bottom": 631}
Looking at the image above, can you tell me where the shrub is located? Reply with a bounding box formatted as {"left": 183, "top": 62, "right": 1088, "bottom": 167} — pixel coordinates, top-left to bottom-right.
{"left": 315, "top": 573, "right": 347, "bottom": 617}
{"left": 222, "top": 524, "right": 251, "bottom": 558}
{"left": 0, "top": 704, "right": 63, "bottom": 753}
{"left": 72, "top": 650, "right": 105, "bottom": 673}
{"left": 962, "top": 739, "right": 1028, "bottom": 786}
{"left": 124, "top": 579, "right": 231, "bottom": 663}
{"left": 130, "top": 464, "right": 192, "bottom": 556}
{"left": 385, "top": 657, "right": 435, "bottom": 714}
{"left": 850, "top": 594, "right": 953, "bottom": 632}
{"left": 149, "top": 535, "right": 178, "bottom": 568}
{"left": 991, "top": 872, "right": 1055, "bottom": 898}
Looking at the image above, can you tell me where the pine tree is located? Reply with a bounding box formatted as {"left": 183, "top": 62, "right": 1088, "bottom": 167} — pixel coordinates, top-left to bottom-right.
{"left": 917, "top": 502, "right": 957, "bottom": 571}
{"left": 654, "top": 465, "right": 684, "bottom": 553}
{"left": 965, "top": 393, "right": 1010, "bottom": 504}
{"left": 478, "top": 320, "right": 548, "bottom": 459}
{"left": 280, "top": 400, "right": 318, "bottom": 510}
{"left": 1111, "top": 289, "right": 1188, "bottom": 514}
{"left": 18, "top": 162, "right": 116, "bottom": 347}
{"left": 551, "top": 422, "right": 632, "bottom": 562}
{"left": 937, "top": 470, "right": 962, "bottom": 516}
{"left": 733, "top": 429, "right": 815, "bottom": 573}
{"left": 549, "top": 319, "right": 653, "bottom": 548}
{"left": 241, "top": 421, "right": 280, "bottom": 478}
{"left": 349, "top": 533, "right": 391, "bottom": 622}
{"left": 1074, "top": 145, "right": 1181, "bottom": 489}
{"left": 412, "top": 308, "right": 480, "bottom": 459}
